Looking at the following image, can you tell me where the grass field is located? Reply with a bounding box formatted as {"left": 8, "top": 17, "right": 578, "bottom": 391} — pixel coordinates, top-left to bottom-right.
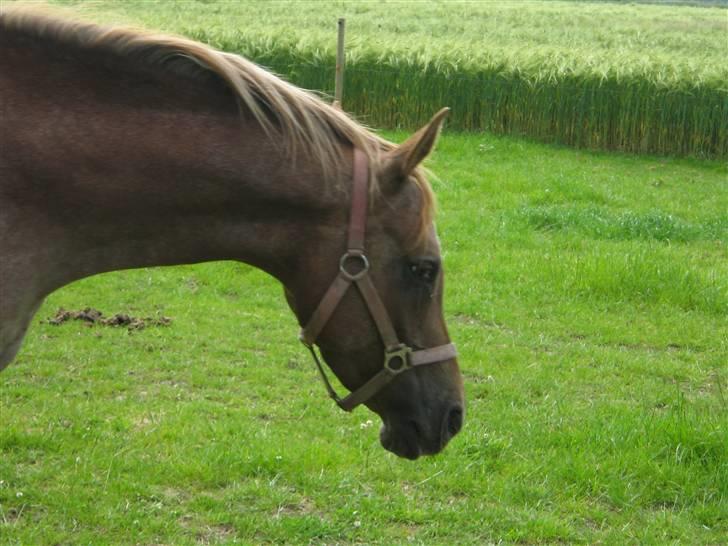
{"left": 40, "top": 0, "right": 728, "bottom": 157}
{"left": 1, "top": 130, "right": 726, "bottom": 544}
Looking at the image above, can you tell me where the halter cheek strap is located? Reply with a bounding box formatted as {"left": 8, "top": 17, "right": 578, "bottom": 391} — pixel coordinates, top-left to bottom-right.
{"left": 299, "top": 149, "right": 457, "bottom": 412}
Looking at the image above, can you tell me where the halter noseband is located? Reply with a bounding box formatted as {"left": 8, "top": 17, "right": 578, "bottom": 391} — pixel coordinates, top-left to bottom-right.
{"left": 299, "top": 149, "right": 457, "bottom": 412}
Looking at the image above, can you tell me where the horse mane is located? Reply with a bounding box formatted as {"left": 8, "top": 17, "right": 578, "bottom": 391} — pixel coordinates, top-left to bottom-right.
{"left": 0, "top": 5, "right": 435, "bottom": 238}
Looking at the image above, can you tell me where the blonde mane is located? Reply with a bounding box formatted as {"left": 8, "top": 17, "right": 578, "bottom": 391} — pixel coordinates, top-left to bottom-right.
{"left": 0, "top": 5, "right": 435, "bottom": 235}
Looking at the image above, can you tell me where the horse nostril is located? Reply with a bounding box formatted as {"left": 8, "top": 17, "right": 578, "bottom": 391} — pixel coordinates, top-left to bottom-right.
{"left": 408, "top": 419, "right": 423, "bottom": 440}
{"left": 445, "top": 406, "right": 464, "bottom": 438}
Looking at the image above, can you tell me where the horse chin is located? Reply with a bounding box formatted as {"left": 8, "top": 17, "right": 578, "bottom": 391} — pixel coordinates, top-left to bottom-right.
{"left": 379, "top": 423, "right": 427, "bottom": 460}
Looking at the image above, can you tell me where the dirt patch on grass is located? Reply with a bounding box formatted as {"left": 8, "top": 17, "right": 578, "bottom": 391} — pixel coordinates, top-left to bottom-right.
{"left": 178, "top": 514, "right": 236, "bottom": 545}
{"left": 47, "top": 307, "right": 171, "bottom": 330}
{"left": 272, "top": 497, "right": 317, "bottom": 518}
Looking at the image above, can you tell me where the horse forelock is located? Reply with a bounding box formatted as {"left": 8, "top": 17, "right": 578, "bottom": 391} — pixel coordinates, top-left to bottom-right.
{"left": 0, "top": 5, "right": 436, "bottom": 241}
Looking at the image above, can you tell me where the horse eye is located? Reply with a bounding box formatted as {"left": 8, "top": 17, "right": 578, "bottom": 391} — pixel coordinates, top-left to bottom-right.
{"left": 409, "top": 259, "right": 439, "bottom": 284}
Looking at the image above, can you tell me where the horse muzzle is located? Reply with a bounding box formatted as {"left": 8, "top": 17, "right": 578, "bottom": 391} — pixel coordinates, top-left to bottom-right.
{"left": 379, "top": 402, "right": 464, "bottom": 460}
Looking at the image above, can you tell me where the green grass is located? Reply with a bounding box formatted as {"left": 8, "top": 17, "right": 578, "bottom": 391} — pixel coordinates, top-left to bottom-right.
{"left": 1, "top": 131, "right": 726, "bottom": 544}
{"left": 39, "top": 0, "right": 728, "bottom": 157}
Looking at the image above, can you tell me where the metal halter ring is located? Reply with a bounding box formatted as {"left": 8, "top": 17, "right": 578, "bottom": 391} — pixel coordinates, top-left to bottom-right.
{"left": 384, "top": 346, "right": 413, "bottom": 375}
{"left": 339, "top": 251, "right": 370, "bottom": 281}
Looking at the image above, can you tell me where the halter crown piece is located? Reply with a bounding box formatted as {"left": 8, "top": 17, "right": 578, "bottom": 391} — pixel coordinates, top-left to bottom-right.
{"left": 299, "top": 149, "right": 458, "bottom": 411}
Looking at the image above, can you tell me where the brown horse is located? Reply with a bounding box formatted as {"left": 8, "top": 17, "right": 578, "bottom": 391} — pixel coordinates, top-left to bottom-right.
{"left": 0, "top": 8, "right": 464, "bottom": 459}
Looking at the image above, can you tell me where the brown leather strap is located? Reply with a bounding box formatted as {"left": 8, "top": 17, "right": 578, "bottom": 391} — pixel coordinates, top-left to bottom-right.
{"left": 300, "top": 149, "right": 369, "bottom": 346}
{"left": 337, "top": 343, "right": 458, "bottom": 412}
{"left": 300, "top": 273, "right": 352, "bottom": 346}
{"left": 347, "top": 149, "right": 369, "bottom": 251}
{"left": 337, "top": 368, "right": 395, "bottom": 411}
{"left": 355, "top": 274, "right": 400, "bottom": 350}
{"left": 411, "top": 343, "right": 457, "bottom": 366}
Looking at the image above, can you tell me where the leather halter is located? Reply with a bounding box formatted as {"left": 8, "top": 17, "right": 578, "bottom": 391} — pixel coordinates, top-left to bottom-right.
{"left": 299, "top": 149, "right": 457, "bottom": 412}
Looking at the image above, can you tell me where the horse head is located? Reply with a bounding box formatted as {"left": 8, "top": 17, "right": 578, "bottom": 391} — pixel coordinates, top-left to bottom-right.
{"left": 285, "top": 109, "right": 464, "bottom": 459}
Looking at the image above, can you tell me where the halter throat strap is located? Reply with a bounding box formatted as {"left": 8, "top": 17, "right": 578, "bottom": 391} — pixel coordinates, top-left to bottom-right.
{"left": 299, "top": 149, "right": 457, "bottom": 412}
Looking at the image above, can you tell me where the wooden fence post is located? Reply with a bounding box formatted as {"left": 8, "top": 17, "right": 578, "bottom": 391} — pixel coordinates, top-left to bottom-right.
{"left": 334, "top": 18, "right": 345, "bottom": 109}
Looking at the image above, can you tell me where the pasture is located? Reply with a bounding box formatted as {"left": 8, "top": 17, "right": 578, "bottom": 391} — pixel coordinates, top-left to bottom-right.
{"left": 1, "top": 1, "right": 727, "bottom": 544}
{"left": 1, "top": 131, "right": 726, "bottom": 544}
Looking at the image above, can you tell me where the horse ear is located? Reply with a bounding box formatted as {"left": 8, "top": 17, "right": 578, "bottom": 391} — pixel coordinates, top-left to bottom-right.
{"left": 381, "top": 107, "right": 450, "bottom": 183}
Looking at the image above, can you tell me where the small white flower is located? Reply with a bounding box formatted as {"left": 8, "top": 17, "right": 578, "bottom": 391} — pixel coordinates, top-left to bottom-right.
{"left": 359, "top": 419, "right": 373, "bottom": 430}
{"left": 353, "top": 520, "right": 361, "bottom": 528}
{"left": 275, "top": 455, "right": 282, "bottom": 461}
{"left": 16, "top": 491, "right": 23, "bottom": 498}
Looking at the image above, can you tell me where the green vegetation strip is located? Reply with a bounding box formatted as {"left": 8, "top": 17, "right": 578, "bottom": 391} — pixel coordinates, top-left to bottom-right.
{"left": 1, "top": 132, "right": 726, "bottom": 544}
{"left": 49, "top": 0, "right": 728, "bottom": 158}
{"left": 514, "top": 205, "right": 727, "bottom": 243}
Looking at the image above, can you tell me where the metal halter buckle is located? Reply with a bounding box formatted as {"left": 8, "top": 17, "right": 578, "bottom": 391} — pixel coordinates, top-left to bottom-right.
{"left": 384, "top": 345, "right": 413, "bottom": 375}
{"left": 339, "top": 250, "right": 370, "bottom": 281}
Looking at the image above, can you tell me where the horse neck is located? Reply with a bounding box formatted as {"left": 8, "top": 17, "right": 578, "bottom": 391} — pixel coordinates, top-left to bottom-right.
{"left": 50, "top": 113, "right": 348, "bottom": 289}
{"left": 1, "top": 37, "right": 350, "bottom": 293}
